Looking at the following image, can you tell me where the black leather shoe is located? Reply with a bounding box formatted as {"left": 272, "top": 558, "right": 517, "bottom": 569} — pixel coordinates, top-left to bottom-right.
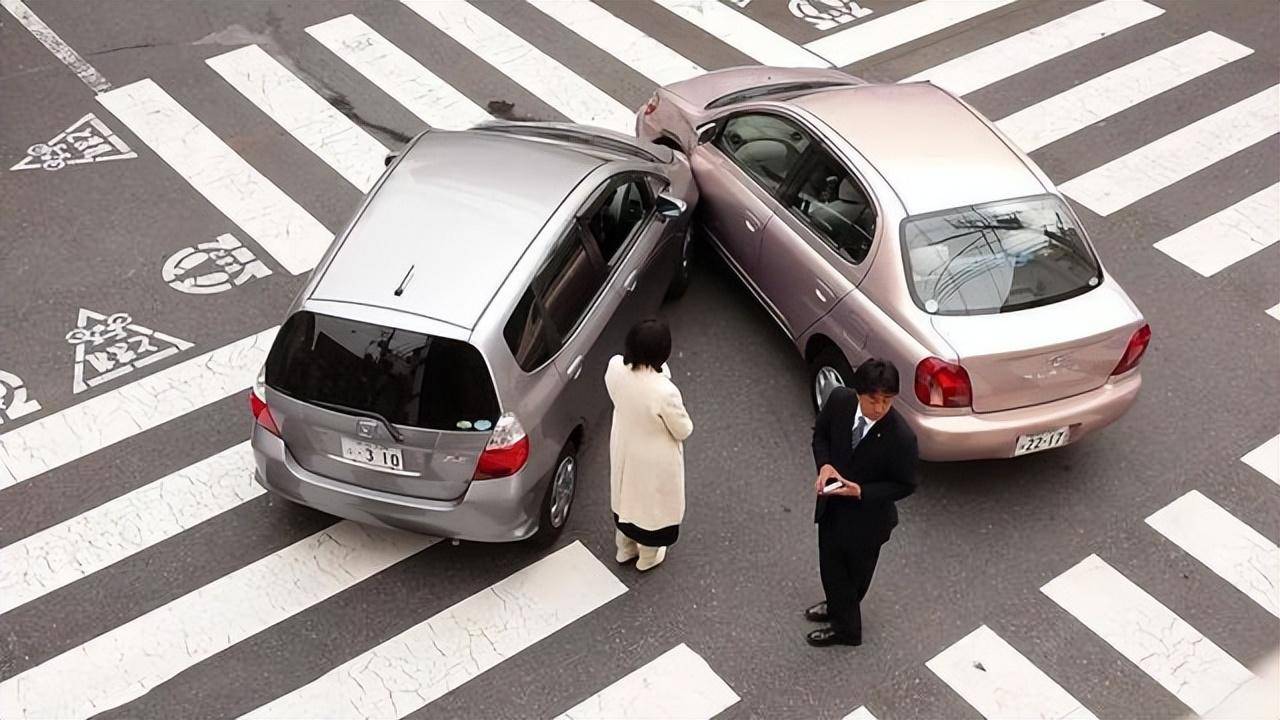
{"left": 806, "top": 627, "right": 861, "bottom": 647}
{"left": 804, "top": 601, "right": 829, "bottom": 623}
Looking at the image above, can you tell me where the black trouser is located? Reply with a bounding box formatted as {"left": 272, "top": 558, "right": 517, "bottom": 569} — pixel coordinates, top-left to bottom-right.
{"left": 818, "top": 520, "right": 883, "bottom": 641}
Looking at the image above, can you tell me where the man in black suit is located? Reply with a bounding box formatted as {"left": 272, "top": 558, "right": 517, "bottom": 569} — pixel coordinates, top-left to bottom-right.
{"left": 806, "top": 358, "right": 918, "bottom": 647}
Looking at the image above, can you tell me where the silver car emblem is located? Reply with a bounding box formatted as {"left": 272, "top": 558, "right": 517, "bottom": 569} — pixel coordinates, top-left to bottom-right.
{"left": 356, "top": 419, "right": 378, "bottom": 439}
{"left": 1049, "top": 354, "right": 1068, "bottom": 368}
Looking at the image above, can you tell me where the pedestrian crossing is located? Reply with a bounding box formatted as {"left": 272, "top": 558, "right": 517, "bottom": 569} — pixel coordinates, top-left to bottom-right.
{"left": 1, "top": 0, "right": 1277, "bottom": 718}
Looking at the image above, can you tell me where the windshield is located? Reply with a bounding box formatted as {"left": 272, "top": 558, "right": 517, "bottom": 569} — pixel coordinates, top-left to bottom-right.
{"left": 901, "top": 195, "right": 1102, "bottom": 316}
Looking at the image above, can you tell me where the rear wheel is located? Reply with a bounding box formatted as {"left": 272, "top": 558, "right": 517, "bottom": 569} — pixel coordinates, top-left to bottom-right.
{"left": 663, "top": 225, "right": 693, "bottom": 302}
{"left": 809, "top": 345, "right": 854, "bottom": 414}
{"left": 531, "top": 443, "right": 578, "bottom": 545}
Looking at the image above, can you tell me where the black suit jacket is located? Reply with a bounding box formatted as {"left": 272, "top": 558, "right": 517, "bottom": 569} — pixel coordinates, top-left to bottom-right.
{"left": 812, "top": 387, "right": 919, "bottom": 544}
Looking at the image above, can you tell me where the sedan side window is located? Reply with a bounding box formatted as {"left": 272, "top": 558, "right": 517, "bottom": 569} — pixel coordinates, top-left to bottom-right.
{"left": 504, "top": 225, "right": 606, "bottom": 370}
{"left": 586, "top": 178, "right": 654, "bottom": 266}
{"left": 783, "top": 149, "right": 876, "bottom": 264}
{"left": 715, "top": 114, "right": 811, "bottom": 195}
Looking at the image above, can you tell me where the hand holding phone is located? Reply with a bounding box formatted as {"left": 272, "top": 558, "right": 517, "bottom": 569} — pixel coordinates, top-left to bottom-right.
{"left": 821, "top": 479, "right": 843, "bottom": 495}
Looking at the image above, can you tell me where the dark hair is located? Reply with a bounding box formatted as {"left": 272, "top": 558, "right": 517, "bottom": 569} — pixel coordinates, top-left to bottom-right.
{"left": 623, "top": 318, "right": 671, "bottom": 371}
{"left": 851, "top": 358, "right": 899, "bottom": 396}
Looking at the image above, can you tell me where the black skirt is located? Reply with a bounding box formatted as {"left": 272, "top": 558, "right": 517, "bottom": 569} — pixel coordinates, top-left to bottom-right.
{"left": 614, "top": 513, "right": 679, "bottom": 547}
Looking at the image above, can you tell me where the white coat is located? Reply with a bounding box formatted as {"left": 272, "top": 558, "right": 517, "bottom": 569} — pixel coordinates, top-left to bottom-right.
{"left": 604, "top": 354, "right": 693, "bottom": 532}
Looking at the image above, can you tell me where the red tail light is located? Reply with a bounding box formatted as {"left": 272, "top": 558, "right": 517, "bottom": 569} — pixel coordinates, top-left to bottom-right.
{"left": 249, "top": 388, "right": 281, "bottom": 437}
{"left": 474, "top": 413, "right": 529, "bottom": 480}
{"left": 1111, "top": 323, "right": 1151, "bottom": 376}
{"left": 641, "top": 92, "right": 660, "bottom": 115}
{"left": 915, "top": 357, "right": 973, "bottom": 408}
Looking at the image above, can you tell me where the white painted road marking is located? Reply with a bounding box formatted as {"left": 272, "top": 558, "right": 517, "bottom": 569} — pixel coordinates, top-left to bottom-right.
{"left": 10, "top": 113, "right": 136, "bottom": 171}
{"left": 1146, "top": 490, "right": 1280, "bottom": 618}
{"left": 0, "top": 371, "right": 41, "bottom": 425}
{"left": 806, "top": 0, "right": 1018, "bottom": 68}
{"left": 97, "top": 79, "right": 333, "bottom": 274}
{"left": 553, "top": 644, "right": 739, "bottom": 720}
{"left": 528, "top": 0, "right": 705, "bottom": 86}
{"left": 306, "top": 14, "right": 490, "bottom": 131}
{"left": 926, "top": 624, "right": 1097, "bottom": 720}
{"left": 66, "top": 309, "right": 193, "bottom": 394}
{"left": 1060, "top": 85, "right": 1280, "bottom": 216}
{"left": 0, "top": 523, "right": 436, "bottom": 720}
{"left": 1242, "top": 435, "right": 1280, "bottom": 486}
{"left": 0, "top": 442, "right": 262, "bottom": 616}
{"left": 903, "top": 0, "right": 1164, "bottom": 96}
{"left": 0, "top": 328, "right": 276, "bottom": 491}
{"left": 652, "top": 0, "right": 828, "bottom": 68}
{"left": 1041, "top": 555, "right": 1254, "bottom": 714}
{"left": 243, "top": 541, "right": 625, "bottom": 719}
{"left": 401, "top": 0, "right": 634, "bottom": 133}
{"left": 841, "top": 708, "right": 879, "bottom": 720}
{"left": 1, "top": 0, "right": 111, "bottom": 92}
{"left": 1153, "top": 183, "right": 1279, "bottom": 277}
{"left": 997, "top": 32, "right": 1252, "bottom": 153}
{"left": 207, "top": 45, "right": 388, "bottom": 193}
{"left": 1268, "top": 303, "right": 1280, "bottom": 321}
{"left": 162, "top": 233, "right": 273, "bottom": 294}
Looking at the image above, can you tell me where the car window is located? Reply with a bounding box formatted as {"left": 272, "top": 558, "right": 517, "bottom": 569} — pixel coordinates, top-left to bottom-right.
{"left": 534, "top": 224, "right": 606, "bottom": 342}
{"left": 586, "top": 178, "right": 653, "bottom": 265}
{"left": 503, "top": 286, "right": 555, "bottom": 371}
{"left": 783, "top": 150, "right": 876, "bottom": 263}
{"left": 715, "top": 114, "right": 811, "bottom": 194}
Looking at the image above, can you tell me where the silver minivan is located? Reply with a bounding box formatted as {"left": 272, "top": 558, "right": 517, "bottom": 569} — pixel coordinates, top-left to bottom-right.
{"left": 250, "top": 122, "right": 698, "bottom": 543}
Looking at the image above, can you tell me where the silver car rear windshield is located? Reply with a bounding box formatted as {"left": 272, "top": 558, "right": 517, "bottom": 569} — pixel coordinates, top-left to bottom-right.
{"left": 265, "top": 311, "right": 500, "bottom": 431}
{"left": 901, "top": 195, "right": 1102, "bottom": 316}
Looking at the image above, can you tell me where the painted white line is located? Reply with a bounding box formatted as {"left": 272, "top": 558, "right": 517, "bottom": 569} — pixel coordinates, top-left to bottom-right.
{"left": 0, "top": 443, "right": 262, "bottom": 616}
{"left": 1153, "top": 183, "right": 1279, "bottom": 277}
{"left": 97, "top": 79, "right": 331, "bottom": 274}
{"left": 306, "top": 14, "right": 490, "bottom": 131}
{"left": 903, "top": 0, "right": 1163, "bottom": 96}
{"left": 1041, "top": 555, "right": 1254, "bottom": 714}
{"left": 997, "top": 32, "right": 1251, "bottom": 152}
{"left": 243, "top": 541, "right": 625, "bottom": 719}
{"left": 553, "top": 644, "right": 739, "bottom": 720}
{"left": 1060, "top": 85, "right": 1280, "bottom": 216}
{"left": 926, "top": 624, "right": 1097, "bottom": 720}
{"left": 842, "top": 708, "right": 879, "bottom": 720}
{"left": 1146, "top": 490, "right": 1280, "bottom": 618}
{"left": 207, "top": 45, "right": 387, "bottom": 193}
{"left": 401, "top": 0, "right": 633, "bottom": 133}
{"left": 1267, "top": 303, "right": 1280, "bottom": 321}
{"left": 0, "top": 328, "right": 276, "bottom": 490}
{"left": 1242, "top": 435, "right": 1280, "bottom": 486}
{"left": 806, "top": 0, "right": 1018, "bottom": 68}
{"left": 528, "top": 0, "right": 705, "bottom": 86}
{"left": 651, "top": 0, "right": 827, "bottom": 68}
{"left": 1, "top": 0, "right": 111, "bottom": 92}
{"left": 0, "top": 522, "right": 436, "bottom": 719}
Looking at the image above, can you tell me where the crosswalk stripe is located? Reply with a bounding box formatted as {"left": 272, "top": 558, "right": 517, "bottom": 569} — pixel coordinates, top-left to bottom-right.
{"left": 651, "top": 0, "right": 827, "bottom": 68}
{"left": 0, "top": 522, "right": 436, "bottom": 719}
{"left": 1146, "top": 490, "right": 1280, "bottom": 619}
{"left": 996, "top": 32, "right": 1252, "bottom": 153}
{"left": 1242, "top": 434, "right": 1280, "bottom": 485}
{"left": 242, "top": 541, "right": 625, "bottom": 719}
{"left": 0, "top": 328, "right": 275, "bottom": 491}
{"left": 306, "top": 14, "right": 490, "bottom": 131}
{"left": 528, "top": 0, "right": 704, "bottom": 86}
{"left": 96, "top": 79, "right": 331, "bottom": 275}
{"left": 903, "top": 0, "right": 1164, "bottom": 96}
{"left": 1041, "top": 554, "right": 1254, "bottom": 714}
{"left": 207, "top": 45, "right": 387, "bottom": 193}
{"left": 926, "top": 624, "right": 1098, "bottom": 720}
{"left": 1152, "top": 183, "right": 1278, "bottom": 276}
{"left": 401, "top": 0, "right": 633, "bottom": 133}
{"left": 805, "top": 0, "right": 1018, "bottom": 68}
{"left": 842, "top": 707, "right": 879, "bottom": 720}
{"left": 552, "top": 643, "right": 739, "bottom": 720}
{"left": 0, "top": 443, "right": 261, "bottom": 616}
{"left": 1059, "top": 84, "right": 1280, "bottom": 216}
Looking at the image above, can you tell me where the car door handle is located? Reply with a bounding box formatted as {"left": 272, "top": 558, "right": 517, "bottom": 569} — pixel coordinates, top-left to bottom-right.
{"left": 624, "top": 270, "right": 639, "bottom": 293}
{"left": 744, "top": 215, "right": 759, "bottom": 232}
{"left": 815, "top": 280, "right": 833, "bottom": 303}
{"left": 567, "top": 355, "right": 584, "bottom": 380}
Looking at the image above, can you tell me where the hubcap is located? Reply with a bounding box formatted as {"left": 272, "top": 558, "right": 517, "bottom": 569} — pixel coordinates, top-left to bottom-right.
{"left": 549, "top": 456, "right": 576, "bottom": 528}
{"left": 814, "top": 366, "right": 844, "bottom": 409}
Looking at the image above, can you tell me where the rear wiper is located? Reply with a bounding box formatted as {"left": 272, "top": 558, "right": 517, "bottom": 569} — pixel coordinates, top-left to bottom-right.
{"left": 309, "top": 400, "right": 405, "bottom": 443}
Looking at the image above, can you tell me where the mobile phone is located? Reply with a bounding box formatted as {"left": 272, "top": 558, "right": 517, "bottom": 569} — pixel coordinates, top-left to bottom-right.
{"left": 821, "top": 480, "right": 842, "bottom": 494}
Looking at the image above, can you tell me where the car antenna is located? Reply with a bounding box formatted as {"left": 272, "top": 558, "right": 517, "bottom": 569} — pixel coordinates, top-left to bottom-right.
{"left": 394, "top": 265, "right": 415, "bottom": 297}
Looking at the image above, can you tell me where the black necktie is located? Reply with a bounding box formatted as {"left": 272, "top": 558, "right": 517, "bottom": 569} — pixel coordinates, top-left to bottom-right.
{"left": 851, "top": 416, "right": 867, "bottom": 453}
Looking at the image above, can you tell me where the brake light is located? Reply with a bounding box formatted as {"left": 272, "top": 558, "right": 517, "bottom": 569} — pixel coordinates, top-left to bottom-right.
{"left": 642, "top": 92, "right": 660, "bottom": 115}
{"left": 1111, "top": 323, "right": 1151, "bottom": 376}
{"left": 474, "top": 413, "right": 530, "bottom": 479}
{"left": 915, "top": 357, "right": 973, "bottom": 408}
{"left": 249, "top": 388, "right": 281, "bottom": 437}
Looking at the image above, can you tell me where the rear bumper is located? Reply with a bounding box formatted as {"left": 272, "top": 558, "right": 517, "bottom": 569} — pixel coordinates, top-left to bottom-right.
{"left": 251, "top": 427, "right": 546, "bottom": 542}
{"left": 905, "top": 370, "right": 1142, "bottom": 461}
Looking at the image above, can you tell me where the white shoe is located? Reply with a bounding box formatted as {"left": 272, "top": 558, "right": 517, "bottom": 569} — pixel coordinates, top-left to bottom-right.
{"left": 636, "top": 546, "right": 667, "bottom": 571}
{"left": 616, "top": 547, "right": 638, "bottom": 564}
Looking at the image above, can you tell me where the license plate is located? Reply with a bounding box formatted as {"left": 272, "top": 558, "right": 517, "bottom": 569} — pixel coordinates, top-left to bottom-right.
{"left": 1014, "top": 427, "right": 1070, "bottom": 456}
{"left": 340, "top": 437, "right": 404, "bottom": 470}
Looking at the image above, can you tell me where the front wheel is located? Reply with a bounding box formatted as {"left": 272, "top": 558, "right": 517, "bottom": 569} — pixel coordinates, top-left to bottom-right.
{"left": 809, "top": 346, "right": 854, "bottom": 414}
{"left": 531, "top": 443, "right": 578, "bottom": 546}
{"left": 663, "top": 225, "right": 692, "bottom": 302}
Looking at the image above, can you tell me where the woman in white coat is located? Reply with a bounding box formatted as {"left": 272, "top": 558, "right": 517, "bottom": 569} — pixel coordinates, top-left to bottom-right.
{"left": 605, "top": 318, "right": 693, "bottom": 571}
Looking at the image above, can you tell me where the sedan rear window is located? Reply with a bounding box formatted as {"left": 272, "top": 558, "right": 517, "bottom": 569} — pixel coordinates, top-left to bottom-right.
{"left": 901, "top": 196, "right": 1102, "bottom": 316}
{"left": 265, "top": 311, "right": 500, "bottom": 430}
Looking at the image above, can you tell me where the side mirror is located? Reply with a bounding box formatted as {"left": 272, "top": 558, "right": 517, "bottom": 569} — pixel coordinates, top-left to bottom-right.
{"left": 695, "top": 122, "right": 717, "bottom": 145}
{"left": 384, "top": 150, "right": 402, "bottom": 167}
{"left": 656, "top": 193, "right": 687, "bottom": 220}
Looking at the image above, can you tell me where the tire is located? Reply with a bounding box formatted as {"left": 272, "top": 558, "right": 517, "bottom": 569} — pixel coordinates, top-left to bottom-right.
{"left": 663, "top": 225, "right": 693, "bottom": 302}
{"left": 531, "top": 443, "right": 578, "bottom": 546}
{"left": 809, "top": 345, "right": 854, "bottom": 415}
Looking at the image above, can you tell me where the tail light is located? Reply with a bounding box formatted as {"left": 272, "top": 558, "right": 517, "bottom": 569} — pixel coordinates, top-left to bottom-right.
{"left": 641, "top": 92, "right": 660, "bottom": 115}
{"left": 915, "top": 357, "right": 973, "bottom": 408}
{"left": 249, "top": 367, "right": 281, "bottom": 437}
{"left": 1111, "top": 323, "right": 1151, "bottom": 376}
{"left": 474, "top": 413, "right": 530, "bottom": 480}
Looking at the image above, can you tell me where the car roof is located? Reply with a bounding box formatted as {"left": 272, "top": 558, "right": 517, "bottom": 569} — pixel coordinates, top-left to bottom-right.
{"left": 790, "top": 83, "right": 1047, "bottom": 215}
{"left": 309, "top": 129, "right": 606, "bottom": 331}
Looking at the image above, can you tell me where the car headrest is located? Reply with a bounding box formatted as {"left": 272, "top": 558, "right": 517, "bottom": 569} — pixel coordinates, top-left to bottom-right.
{"left": 838, "top": 177, "right": 861, "bottom": 203}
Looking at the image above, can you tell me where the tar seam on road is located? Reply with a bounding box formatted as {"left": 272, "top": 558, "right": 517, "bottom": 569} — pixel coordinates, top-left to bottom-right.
{"left": 2, "top": 0, "right": 112, "bottom": 93}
